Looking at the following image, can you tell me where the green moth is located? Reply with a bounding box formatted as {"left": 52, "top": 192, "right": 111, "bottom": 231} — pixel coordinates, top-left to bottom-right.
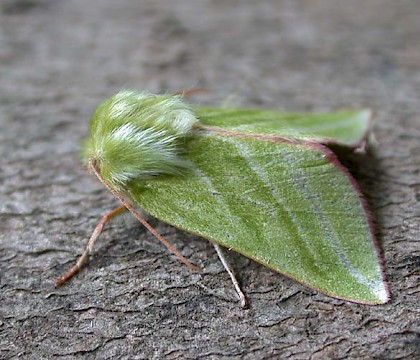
{"left": 55, "top": 90, "right": 390, "bottom": 307}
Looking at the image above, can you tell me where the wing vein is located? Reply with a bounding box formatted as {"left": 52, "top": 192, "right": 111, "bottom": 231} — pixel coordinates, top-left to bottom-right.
{"left": 221, "top": 137, "right": 321, "bottom": 265}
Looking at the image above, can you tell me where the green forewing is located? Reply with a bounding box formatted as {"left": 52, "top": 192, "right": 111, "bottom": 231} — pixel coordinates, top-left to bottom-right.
{"left": 196, "top": 108, "right": 371, "bottom": 146}
{"left": 127, "top": 130, "right": 388, "bottom": 304}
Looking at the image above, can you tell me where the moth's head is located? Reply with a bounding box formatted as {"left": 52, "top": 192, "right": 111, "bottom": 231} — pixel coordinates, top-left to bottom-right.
{"left": 82, "top": 91, "right": 198, "bottom": 189}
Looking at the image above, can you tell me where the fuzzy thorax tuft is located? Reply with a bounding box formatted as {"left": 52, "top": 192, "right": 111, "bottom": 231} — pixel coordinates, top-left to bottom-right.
{"left": 83, "top": 91, "right": 199, "bottom": 188}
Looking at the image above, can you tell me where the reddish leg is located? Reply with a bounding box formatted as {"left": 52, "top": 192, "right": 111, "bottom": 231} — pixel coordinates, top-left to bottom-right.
{"left": 54, "top": 205, "right": 126, "bottom": 286}
{"left": 87, "top": 158, "right": 202, "bottom": 273}
{"left": 55, "top": 159, "right": 202, "bottom": 287}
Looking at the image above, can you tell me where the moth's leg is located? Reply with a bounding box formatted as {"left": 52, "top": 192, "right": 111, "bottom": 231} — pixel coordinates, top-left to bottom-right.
{"left": 88, "top": 159, "right": 202, "bottom": 274}
{"left": 213, "top": 243, "right": 249, "bottom": 309}
{"left": 54, "top": 205, "right": 126, "bottom": 286}
{"left": 111, "top": 200, "right": 203, "bottom": 273}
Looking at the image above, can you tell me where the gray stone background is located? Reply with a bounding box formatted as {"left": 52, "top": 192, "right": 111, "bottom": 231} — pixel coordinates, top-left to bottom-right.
{"left": 1, "top": 0, "right": 419, "bottom": 359}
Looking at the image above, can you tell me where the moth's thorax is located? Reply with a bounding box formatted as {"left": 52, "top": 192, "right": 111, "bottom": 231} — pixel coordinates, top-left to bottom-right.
{"left": 83, "top": 91, "right": 198, "bottom": 188}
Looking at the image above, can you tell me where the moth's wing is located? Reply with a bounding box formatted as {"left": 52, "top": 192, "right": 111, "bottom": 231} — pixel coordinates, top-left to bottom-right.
{"left": 127, "top": 132, "right": 389, "bottom": 304}
{"left": 196, "top": 107, "right": 372, "bottom": 147}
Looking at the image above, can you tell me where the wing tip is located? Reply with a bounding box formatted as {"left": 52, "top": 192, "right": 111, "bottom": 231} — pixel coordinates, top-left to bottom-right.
{"left": 334, "top": 281, "right": 391, "bottom": 305}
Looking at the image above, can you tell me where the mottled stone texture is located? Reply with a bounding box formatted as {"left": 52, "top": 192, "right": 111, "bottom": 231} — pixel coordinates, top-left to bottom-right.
{"left": 0, "top": 1, "right": 419, "bottom": 359}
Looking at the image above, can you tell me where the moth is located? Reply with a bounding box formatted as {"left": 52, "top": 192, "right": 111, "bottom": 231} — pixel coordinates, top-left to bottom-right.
{"left": 55, "top": 90, "right": 390, "bottom": 307}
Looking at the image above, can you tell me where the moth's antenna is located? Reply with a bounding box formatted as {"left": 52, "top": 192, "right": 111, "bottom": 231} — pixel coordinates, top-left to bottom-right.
{"left": 87, "top": 158, "right": 202, "bottom": 273}
{"left": 173, "top": 88, "right": 208, "bottom": 97}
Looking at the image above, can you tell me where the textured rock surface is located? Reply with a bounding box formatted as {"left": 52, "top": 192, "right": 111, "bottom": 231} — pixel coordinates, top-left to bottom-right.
{"left": 1, "top": 1, "right": 419, "bottom": 358}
